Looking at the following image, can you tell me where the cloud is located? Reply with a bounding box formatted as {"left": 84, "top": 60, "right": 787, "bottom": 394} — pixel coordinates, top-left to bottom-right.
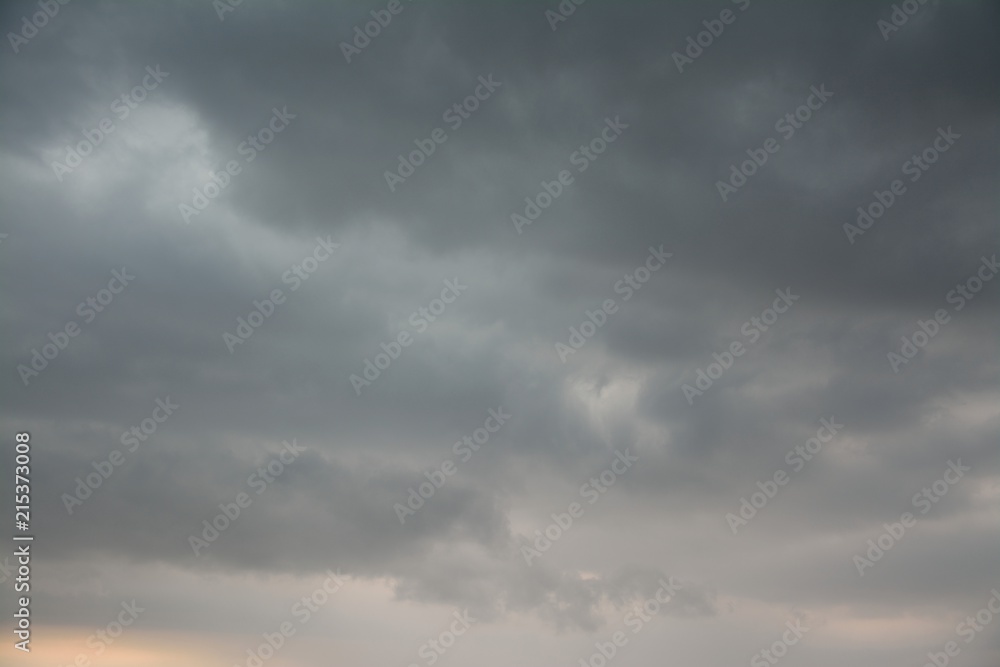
{"left": 0, "top": 0, "right": 997, "bottom": 664}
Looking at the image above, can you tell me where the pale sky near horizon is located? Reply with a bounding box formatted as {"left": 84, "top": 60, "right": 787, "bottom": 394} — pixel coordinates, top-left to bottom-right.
{"left": 1, "top": 1, "right": 998, "bottom": 666}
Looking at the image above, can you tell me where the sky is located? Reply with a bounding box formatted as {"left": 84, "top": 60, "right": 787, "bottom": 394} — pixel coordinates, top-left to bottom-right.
{"left": 1, "top": 1, "right": 998, "bottom": 666}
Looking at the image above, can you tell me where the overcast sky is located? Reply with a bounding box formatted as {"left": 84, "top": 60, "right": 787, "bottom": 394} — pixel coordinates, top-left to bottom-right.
{"left": 1, "top": 1, "right": 998, "bottom": 666}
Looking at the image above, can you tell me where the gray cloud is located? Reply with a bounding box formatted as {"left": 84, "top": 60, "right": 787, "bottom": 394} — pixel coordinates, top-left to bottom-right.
{"left": 0, "top": 0, "right": 997, "bottom": 664}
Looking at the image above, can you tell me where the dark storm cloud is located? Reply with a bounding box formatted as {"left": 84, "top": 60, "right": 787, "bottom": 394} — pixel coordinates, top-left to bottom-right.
{"left": 0, "top": 0, "right": 997, "bottom": 654}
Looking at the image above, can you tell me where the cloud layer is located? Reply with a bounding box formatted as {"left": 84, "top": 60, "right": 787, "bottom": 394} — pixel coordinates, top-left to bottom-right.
{"left": 1, "top": 1, "right": 997, "bottom": 666}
